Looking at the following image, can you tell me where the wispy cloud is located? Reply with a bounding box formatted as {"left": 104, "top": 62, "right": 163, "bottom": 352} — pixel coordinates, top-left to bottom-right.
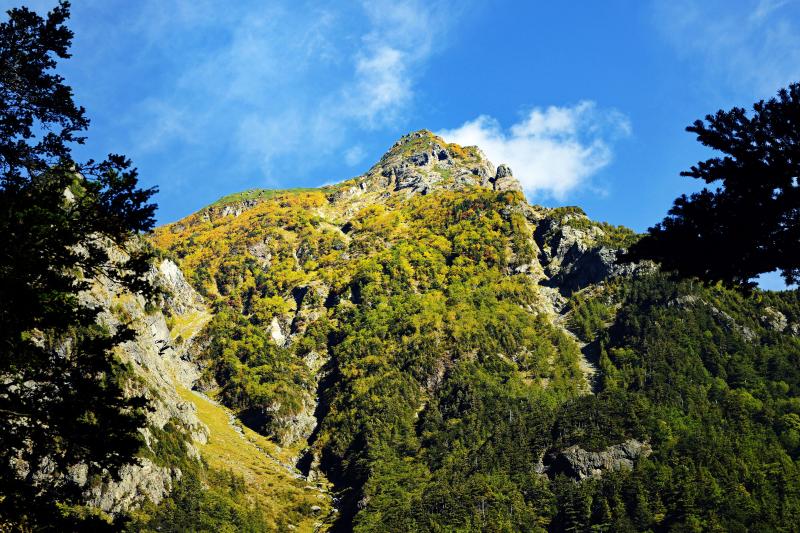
{"left": 437, "top": 102, "right": 631, "bottom": 199}
{"left": 345, "top": 145, "right": 367, "bottom": 166}
{"left": 117, "top": 0, "right": 464, "bottom": 181}
{"left": 348, "top": 46, "right": 411, "bottom": 126}
{"left": 652, "top": 0, "right": 800, "bottom": 96}
{"left": 752, "top": 0, "right": 792, "bottom": 20}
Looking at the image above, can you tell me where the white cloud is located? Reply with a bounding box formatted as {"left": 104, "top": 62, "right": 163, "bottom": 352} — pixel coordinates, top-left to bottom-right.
{"left": 10, "top": 0, "right": 465, "bottom": 195}
{"left": 652, "top": 0, "right": 800, "bottom": 96}
{"left": 437, "top": 102, "right": 631, "bottom": 199}
{"left": 326, "top": 0, "right": 459, "bottom": 130}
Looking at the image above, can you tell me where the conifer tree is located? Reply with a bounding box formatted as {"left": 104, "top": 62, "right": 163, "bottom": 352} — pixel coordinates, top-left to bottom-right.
{"left": 0, "top": 2, "right": 157, "bottom": 527}
{"left": 627, "top": 83, "right": 800, "bottom": 287}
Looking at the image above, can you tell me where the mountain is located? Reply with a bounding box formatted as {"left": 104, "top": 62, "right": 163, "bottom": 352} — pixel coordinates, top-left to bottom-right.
{"left": 51, "top": 131, "right": 800, "bottom": 530}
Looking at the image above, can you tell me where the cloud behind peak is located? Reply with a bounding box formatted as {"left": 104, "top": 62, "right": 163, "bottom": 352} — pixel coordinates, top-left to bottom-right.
{"left": 437, "top": 102, "right": 631, "bottom": 199}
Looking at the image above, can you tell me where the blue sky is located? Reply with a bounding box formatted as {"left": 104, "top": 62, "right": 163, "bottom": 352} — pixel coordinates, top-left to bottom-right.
{"left": 5, "top": 1, "right": 800, "bottom": 287}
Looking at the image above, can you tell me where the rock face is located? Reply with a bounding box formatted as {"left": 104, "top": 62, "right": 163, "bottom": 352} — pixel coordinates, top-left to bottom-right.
{"left": 342, "top": 130, "right": 500, "bottom": 197}
{"left": 549, "top": 246, "right": 619, "bottom": 295}
{"left": 75, "top": 256, "right": 211, "bottom": 515}
{"left": 204, "top": 199, "right": 260, "bottom": 220}
{"left": 158, "top": 258, "right": 206, "bottom": 316}
{"left": 83, "top": 462, "right": 180, "bottom": 517}
{"left": 267, "top": 399, "right": 318, "bottom": 448}
{"left": 539, "top": 439, "right": 652, "bottom": 480}
{"left": 534, "top": 211, "right": 642, "bottom": 296}
{"left": 761, "top": 306, "right": 789, "bottom": 332}
{"left": 269, "top": 316, "right": 288, "bottom": 346}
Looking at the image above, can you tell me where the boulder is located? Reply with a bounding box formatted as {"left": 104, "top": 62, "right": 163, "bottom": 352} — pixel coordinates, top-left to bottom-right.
{"left": 540, "top": 439, "right": 652, "bottom": 480}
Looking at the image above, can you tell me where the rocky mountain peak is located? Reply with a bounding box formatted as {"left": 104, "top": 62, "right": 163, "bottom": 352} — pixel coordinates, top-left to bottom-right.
{"left": 202, "top": 130, "right": 525, "bottom": 214}
{"left": 353, "top": 129, "right": 523, "bottom": 196}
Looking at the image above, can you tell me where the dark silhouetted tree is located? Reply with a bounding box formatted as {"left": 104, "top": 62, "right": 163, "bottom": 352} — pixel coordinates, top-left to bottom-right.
{"left": 626, "top": 83, "right": 800, "bottom": 287}
{"left": 0, "top": 2, "right": 157, "bottom": 528}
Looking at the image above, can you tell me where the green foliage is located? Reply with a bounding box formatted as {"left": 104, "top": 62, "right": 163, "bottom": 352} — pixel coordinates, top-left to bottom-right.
{"left": 549, "top": 273, "right": 800, "bottom": 531}
{"left": 128, "top": 415, "right": 273, "bottom": 532}
{"left": 155, "top": 160, "right": 800, "bottom": 531}
{"left": 303, "top": 191, "right": 587, "bottom": 529}
{"left": 568, "top": 292, "right": 614, "bottom": 342}
{"left": 201, "top": 309, "right": 314, "bottom": 442}
{"left": 209, "top": 187, "right": 316, "bottom": 208}
{"left": 596, "top": 224, "right": 639, "bottom": 249}
{"left": 433, "top": 164, "right": 454, "bottom": 181}
{"left": 130, "top": 466, "right": 266, "bottom": 533}
{"left": 321, "top": 254, "right": 800, "bottom": 530}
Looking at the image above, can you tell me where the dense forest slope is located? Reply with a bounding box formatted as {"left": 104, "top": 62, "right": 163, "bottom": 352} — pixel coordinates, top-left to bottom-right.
{"left": 143, "top": 130, "right": 800, "bottom": 531}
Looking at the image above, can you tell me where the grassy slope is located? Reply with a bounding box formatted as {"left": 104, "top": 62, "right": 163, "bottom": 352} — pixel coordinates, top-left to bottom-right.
{"left": 176, "top": 386, "right": 333, "bottom": 532}
{"left": 164, "top": 293, "right": 333, "bottom": 531}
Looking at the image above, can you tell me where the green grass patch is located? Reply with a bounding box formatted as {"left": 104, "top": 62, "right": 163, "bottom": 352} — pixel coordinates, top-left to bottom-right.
{"left": 209, "top": 188, "right": 318, "bottom": 208}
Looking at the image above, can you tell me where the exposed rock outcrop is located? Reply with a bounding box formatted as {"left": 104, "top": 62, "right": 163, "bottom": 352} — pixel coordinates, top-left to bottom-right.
{"left": 534, "top": 211, "right": 643, "bottom": 295}
{"left": 269, "top": 315, "right": 288, "bottom": 346}
{"left": 539, "top": 439, "right": 652, "bottom": 480}
{"left": 270, "top": 399, "right": 318, "bottom": 448}
{"left": 74, "top": 256, "right": 211, "bottom": 515}
{"left": 491, "top": 164, "right": 523, "bottom": 192}
{"left": 761, "top": 306, "right": 789, "bottom": 332}
{"left": 326, "top": 130, "right": 500, "bottom": 200}
{"left": 203, "top": 199, "right": 261, "bottom": 220}
{"left": 83, "top": 462, "right": 180, "bottom": 517}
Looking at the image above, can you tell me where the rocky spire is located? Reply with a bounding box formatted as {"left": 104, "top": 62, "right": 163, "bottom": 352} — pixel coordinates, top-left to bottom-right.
{"left": 491, "top": 164, "right": 523, "bottom": 193}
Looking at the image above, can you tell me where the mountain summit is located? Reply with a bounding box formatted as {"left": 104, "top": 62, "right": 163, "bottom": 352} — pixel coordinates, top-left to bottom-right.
{"left": 332, "top": 130, "right": 523, "bottom": 201}
{"left": 367, "top": 129, "right": 522, "bottom": 194}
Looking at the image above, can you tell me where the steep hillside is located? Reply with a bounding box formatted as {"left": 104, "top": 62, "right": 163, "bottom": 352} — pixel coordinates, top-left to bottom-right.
{"left": 107, "top": 258, "right": 333, "bottom": 532}
{"left": 149, "top": 130, "right": 800, "bottom": 531}
{"left": 27, "top": 243, "right": 332, "bottom": 531}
